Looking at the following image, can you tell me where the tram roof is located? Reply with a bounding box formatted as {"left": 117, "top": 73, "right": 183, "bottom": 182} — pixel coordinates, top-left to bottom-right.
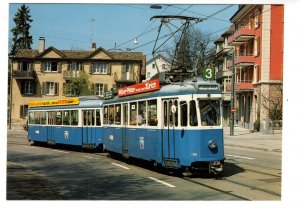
{"left": 104, "top": 78, "right": 221, "bottom": 104}
{"left": 28, "top": 98, "right": 104, "bottom": 110}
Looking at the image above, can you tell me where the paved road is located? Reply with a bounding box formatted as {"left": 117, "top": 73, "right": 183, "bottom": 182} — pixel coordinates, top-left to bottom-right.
{"left": 7, "top": 128, "right": 282, "bottom": 200}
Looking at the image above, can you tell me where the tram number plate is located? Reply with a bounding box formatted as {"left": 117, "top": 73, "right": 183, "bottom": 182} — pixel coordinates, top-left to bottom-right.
{"left": 210, "top": 161, "right": 221, "bottom": 166}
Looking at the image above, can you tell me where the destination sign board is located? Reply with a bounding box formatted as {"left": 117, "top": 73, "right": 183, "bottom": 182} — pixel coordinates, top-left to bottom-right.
{"left": 28, "top": 98, "right": 79, "bottom": 107}
{"left": 118, "top": 78, "right": 160, "bottom": 97}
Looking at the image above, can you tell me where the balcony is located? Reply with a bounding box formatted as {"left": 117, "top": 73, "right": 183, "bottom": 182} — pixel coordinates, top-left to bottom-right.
{"left": 63, "top": 70, "right": 84, "bottom": 80}
{"left": 226, "top": 81, "right": 254, "bottom": 92}
{"left": 228, "top": 27, "right": 255, "bottom": 46}
{"left": 12, "top": 70, "right": 36, "bottom": 80}
{"left": 114, "top": 72, "right": 138, "bottom": 84}
{"left": 216, "top": 70, "right": 232, "bottom": 80}
{"left": 234, "top": 53, "right": 254, "bottom": 68}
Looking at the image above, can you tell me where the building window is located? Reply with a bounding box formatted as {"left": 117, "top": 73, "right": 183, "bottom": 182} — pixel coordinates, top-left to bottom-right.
{"left": 24, "top": 81, "right": 33, "bottom": 95}
{"left": 146, "top": 72, "right": 151, "bottom": 79}
{"left": 254, "top": 37, "right": 260, "bottom": 56}
{"left": 93, "top": 63, "right": 109, "bottom": 74}
{"left": 255, "top": 9, "right": 260, "bottom": 28}
{"left": 43, "top": 61, "right": 58, "bottom": 72}
{"left": 94, "top": 83, "right": 104, "bottom": 96}
{"left": 20, "top": 104, "right": 28, "bottom": 118}
{"left": 43, "top": 82, "right": 59, "bottom": 95}
{"left": 152, "top": 63, "right": 155, "bottom": 69}
{"left": 22, "top": 62, "right": 32, "bottom": 71}
{"left": 162, "top": 64, "right": 166, "bottom": 69}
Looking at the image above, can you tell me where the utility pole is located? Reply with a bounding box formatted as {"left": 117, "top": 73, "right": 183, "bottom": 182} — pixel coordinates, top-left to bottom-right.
{"left": 9, "top": 59, "right": 13, "bottom": 130}
{"left": 230, "top": 50, "right": 235, "bottom": 136}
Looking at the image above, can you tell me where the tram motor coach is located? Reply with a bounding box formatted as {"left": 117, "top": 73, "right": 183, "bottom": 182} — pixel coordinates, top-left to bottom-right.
{"left": 102, "top": 76, "right": 225, "bottom": 175}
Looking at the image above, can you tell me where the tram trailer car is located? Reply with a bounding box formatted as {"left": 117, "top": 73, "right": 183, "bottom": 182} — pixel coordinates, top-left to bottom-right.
{"left": 102, "top": 78, "right": 225, "bottom": 175}
{"left": 27, "top": 97, "right": 104, "bottom": 149}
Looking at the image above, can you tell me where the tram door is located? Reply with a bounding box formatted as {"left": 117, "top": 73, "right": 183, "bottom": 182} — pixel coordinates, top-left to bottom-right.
{"left": 162, "top": 99, "right": 178, "bottom": 164}
{"left": 121, "top": 103, "right": 129, "bottom": 158}
{"left": 47, "top": 111, "right": 55, "bottom": 144}
{"left": 82, "top": 110, "right": 96, "bottom": 148}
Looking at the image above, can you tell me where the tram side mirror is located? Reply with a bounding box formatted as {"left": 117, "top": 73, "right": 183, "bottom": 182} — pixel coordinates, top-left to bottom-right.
{"left": 171, "top": 105, "right": 177, "bottom": 113}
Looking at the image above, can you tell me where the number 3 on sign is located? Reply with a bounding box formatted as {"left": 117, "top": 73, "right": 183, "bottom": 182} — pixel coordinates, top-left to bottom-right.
{"left": 205, "top": 68, "right": 213, "bottom": 79}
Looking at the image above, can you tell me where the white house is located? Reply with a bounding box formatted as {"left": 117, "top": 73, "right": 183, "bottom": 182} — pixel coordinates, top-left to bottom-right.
{"left": 145, "top": 54, "right": 171, "bottom": 80}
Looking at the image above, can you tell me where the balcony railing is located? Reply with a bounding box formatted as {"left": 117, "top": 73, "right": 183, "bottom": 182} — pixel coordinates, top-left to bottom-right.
{"left": 216, "top": 70, "right": 232, "bottom": 80}
{"left": 228, "top": 26, "right": 255, "bottom": 45}
{"left": 226, "top": 81, "right": 254, "bottom": 92}
{"left": 235, "top": 54, "right": 255, "bottom": 65}
{"left": 114, "top": 72, "right": 138, "bottom": 83}
{"left": 63, "top": 70, "right": 84, "bottom": 80}
{"left": 12, "top": 70, "right": 36, "bottom": 79}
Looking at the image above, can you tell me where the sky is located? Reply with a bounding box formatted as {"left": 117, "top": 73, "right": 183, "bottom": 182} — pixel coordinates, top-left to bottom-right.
{"left": 8, "top": 3, "right": 238, "bottom": 58}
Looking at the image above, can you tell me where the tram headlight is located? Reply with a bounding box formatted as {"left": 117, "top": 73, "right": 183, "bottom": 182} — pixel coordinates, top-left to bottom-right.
{"left": 208, "top": 140, "right": 217, "bottom": 149}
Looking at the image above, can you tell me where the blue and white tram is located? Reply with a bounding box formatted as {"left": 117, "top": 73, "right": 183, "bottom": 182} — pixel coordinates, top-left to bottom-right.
{"left": 27, "top": 97, "right": 104, "bottom": 149}
{"left": 102, "top": 78, "right": 225, "bottom": 174}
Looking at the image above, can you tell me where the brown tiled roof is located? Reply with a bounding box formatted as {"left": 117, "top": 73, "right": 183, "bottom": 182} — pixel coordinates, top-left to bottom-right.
{"left": 12, "top": 47, "right": 145, "bottom": 61}
{"left": 14, "top": 49, "right": 39, "bottom": 58}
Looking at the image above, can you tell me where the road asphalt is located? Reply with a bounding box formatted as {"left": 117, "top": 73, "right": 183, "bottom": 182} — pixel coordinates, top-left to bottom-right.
{"left": 6, "top": 126, "right": 282, "bottom": 200}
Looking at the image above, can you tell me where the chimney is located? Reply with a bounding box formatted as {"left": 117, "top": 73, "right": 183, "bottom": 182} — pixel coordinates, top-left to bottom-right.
{"left": 38, "top": 37, "right": 45, "bottom": 53}
{"left": 91, "top": 42, "right": 96, "bottom": 51}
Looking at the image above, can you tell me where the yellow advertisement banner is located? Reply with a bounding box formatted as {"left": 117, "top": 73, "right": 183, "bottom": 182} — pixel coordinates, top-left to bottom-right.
{"left": 28, "top": 98, "right": 79, "bottom": 107}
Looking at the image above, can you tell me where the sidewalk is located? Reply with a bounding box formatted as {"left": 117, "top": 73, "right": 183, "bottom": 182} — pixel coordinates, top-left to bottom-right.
{"left": 223, "top": 126, "right": 282, "bottom": 153}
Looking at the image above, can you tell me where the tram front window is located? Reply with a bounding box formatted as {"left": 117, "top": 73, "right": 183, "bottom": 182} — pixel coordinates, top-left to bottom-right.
{"left": 199, "top": 100, "right": 221, "bottom": 126}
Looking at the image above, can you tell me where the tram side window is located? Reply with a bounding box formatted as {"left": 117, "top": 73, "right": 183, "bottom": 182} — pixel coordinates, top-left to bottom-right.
{"left": 109, "top": 105, "right": 115, "bottom": 125}
{"left": 190, "top": 100, "right": 198, "bottom": 126}
{"left": 48, "top": 111, "right": 55, "bottom": 125}
{"left": 147, "top": 100, "right": 157, "bottom": 126}
{"left": 123, "top": 104, "right": 128, "bottom": 125}
{"left": 115, "top": 104, "right": 121, "bottom": 125}
{"left": 199, "top": 100, "right": 221, "bottom": 126}
{"left": 28, "top": 112, "right": 34, "bottom": 124}
{"left": 103, "top": 106, "right": 108, "bottom": 124}
{"left": 90, "top": 110, "right": 95, "bottom": 126}
{"left": 174, "top": 100, "right": 178, "bottom": 127}
{"left": 130, "top": 102, "right": 137, "bottom": 125}
{"left": 164, "top": 101, "right": 167, "bottom": 127}
{"left": 63, "top": 110, "right": 70, "bottom": 125}
{"left": 40, "top": 111, "right": 46, "bottom": 125}
{"left": 55, "top": 111, "right": 62, "bottom": 125}
{"left": 71, "top": 110, "right": 78, "bottom": 125}
{"left": 34, "top": 112, "right": 40, "bottom": 124}
{"left": 180, "top": 101, "right": 188, "bottom": 127}
{"left": 96, "top": 109, "right": 101, "bottom": 126}
{"left": 138, "top": 101, "right": 146, "bottom": 126}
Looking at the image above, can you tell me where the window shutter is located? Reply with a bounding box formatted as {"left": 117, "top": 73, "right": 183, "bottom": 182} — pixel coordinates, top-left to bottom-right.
{"left": 91, "top": 84, "right": 95, "bottom": 95}
{"left": 58, "top": 62, "right": 62, "bottom": 73}
{"left": 21, "top": 81, "right": 25, "bottom": 95}
{"left": 79, "top": 63, "right": 83, "bottom": 71}
{"left": 41, "top": 82, "right": 46, "bottom": 95}
{"left": 55, "top": 83, "right": 59, "bottom": 95}
{"left": 107, "top": 64, "right": 111, "bottom": 75}
{"left": 41, "top": 62, "right": 44, "bottom": 73}
{"left": 17, "top": 62, "right": 21, "bottom": 70}
{"left": 104, "top": 84, "right": 108, "bottom": 93}
{"left": 33, "top": 81, "right": 37, "bottom": 95}
{"left": 90, "top": 63, "right": 94, "bottom": 74}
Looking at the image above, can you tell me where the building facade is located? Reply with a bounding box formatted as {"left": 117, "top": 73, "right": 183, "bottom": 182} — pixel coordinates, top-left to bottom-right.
{"left": 9, "top": 37, "right": 146, "bottom": 127}
{"left": 145, "top": 54, "right": 171, "bottom": 80}
{"left": 214, "top": 25, "right": 234, "bottom": 125}
{"left": 225, "top": 5, "right": 283, "bottom": 133}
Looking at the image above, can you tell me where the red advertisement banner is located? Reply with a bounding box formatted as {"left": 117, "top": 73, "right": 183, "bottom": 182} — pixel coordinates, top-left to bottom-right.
{"left": 118, "top": 79, "right": 160, "bottom": 97}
